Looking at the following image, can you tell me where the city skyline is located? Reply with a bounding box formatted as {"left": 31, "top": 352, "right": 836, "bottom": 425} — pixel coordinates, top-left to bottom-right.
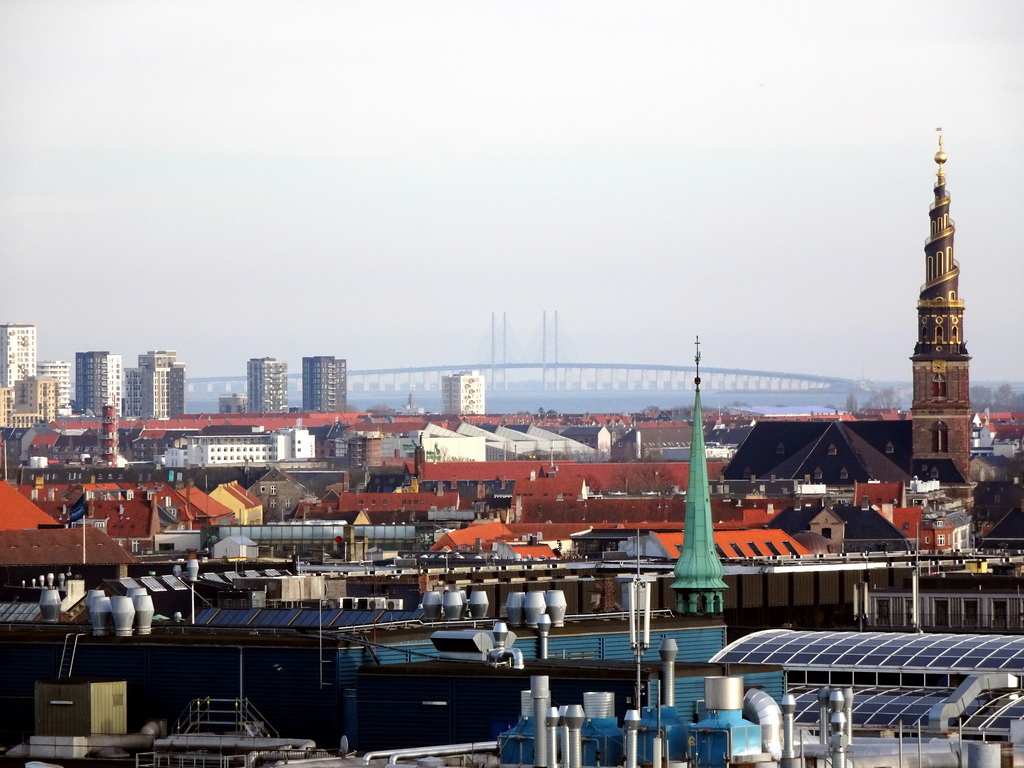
{"left": 2, "top": 2, "right": 1022, "bottom": 381}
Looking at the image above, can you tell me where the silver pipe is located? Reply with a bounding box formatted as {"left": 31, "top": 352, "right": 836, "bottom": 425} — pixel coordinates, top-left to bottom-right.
{"left": 533, "top": 676, "right": 550, "bottom": 768}
{"left": 659, "top": 637, "right": 677, "bottom": 707}
{"left": 817, "top": 688, "right": 830, "bottom": 745}
{"left": 360, "top": 741, "right": 498, "bottom": 765}
{"left": 559, "top": 705, "right": 570, "bottom": 768}
{"left": 564, "top": 705, "right": 584, "bottom": 768}
{"left": 843, "top": 686, "right": 853, "bottom": 764}
{"left": 623, "top": 710, "right": 640, "bottom": 768}
{"left": 780, "top": 694, "right": 799, "bottom": 768}
{"left": 546, "top": 707, "right": 560, "bottom": 768}
{"left": 537, "top": 614, "right": 551, "bottom": 661}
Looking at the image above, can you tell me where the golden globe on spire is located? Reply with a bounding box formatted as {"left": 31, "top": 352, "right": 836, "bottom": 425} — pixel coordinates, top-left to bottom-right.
{"left": 935, "top": 129, "right": 947, "bottom": 177}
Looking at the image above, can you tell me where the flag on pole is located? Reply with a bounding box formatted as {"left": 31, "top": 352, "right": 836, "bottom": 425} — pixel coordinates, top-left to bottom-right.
{"left": 68, "top": 495, "right": 87, "bottom": 523}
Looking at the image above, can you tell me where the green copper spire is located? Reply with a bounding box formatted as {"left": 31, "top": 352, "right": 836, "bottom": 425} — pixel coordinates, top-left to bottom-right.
{"left": 671, "top": 337, "right": 726, "bottom": 615}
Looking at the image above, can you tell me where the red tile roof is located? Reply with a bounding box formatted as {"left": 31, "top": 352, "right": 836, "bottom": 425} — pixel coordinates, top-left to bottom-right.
{"left": 0, "top": 527, "right": 138, "bottom": 565}
{"left": 652, "top": 529, "right": 811, "bottom": 559}
{"left": 0, "top": 482, "right": 60, "bottom": 529}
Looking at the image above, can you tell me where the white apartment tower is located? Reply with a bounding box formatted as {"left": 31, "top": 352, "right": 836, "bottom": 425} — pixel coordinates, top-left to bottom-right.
{"left": 441, "top": 371, "right": 486, "bottom": 415}
{"left": 38, "top": 360, "right": 72, "bottom": 414}
{"left": 247, "top": 357, "right": 288, "bottom": 413}
{"left": 0, "top": 324, "right": 37, "bottom": 387}
{"left": 75, "top": 351, "right": 123, "bottom": 416}
{"left": 124, "top": 350, "right": 187, "bottom": 418}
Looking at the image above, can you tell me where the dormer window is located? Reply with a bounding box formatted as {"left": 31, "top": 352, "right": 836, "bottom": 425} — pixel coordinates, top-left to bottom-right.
{"left": 776, "top": 443, "right": 785, "bottom": 455}
{"left": 827, "top": 444, "right": 837, "bottom": 456}
{"left": 885, "top": 441, "right": 895, "bottom": 455}
{"left": 813, "top": 468, "right": 823, "bottom": 481}
{"left": 839, "top": 468, "right": 849, "bottom": 480}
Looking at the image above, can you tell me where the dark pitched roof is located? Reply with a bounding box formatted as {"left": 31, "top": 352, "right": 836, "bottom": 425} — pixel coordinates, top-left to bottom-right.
{"left": 979, "top": 508, "right": 1024, "bottom": 548}
{"left": 724, "top": 420, "right": 912, "bottom": 483}
{"left": 910, "top": 458, "right": 969, "bottom": 484}
{"left": 765, "top": 505, "right": 822, "bottom": 535}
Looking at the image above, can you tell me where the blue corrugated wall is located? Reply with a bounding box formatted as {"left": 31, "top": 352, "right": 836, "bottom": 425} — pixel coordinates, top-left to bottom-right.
{"left": 0, "top": 624, "right": 739, "bottom": 750}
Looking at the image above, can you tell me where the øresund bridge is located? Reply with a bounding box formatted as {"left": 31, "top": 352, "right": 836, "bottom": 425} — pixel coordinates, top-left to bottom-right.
{"left": 188, "top": 362, "right": 863, "bottom": 399}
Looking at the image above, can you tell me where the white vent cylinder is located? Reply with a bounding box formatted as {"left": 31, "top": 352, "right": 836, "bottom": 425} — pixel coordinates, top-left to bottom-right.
{"left": 544, "top": 590, "right": 567, "bottom": 627}
{"left": 705, "top": 676, "right": 744, "bottom": 711}
{"left": 583, "top": 692, "right": 615, "bottom": 719}
{"left": 186, "top": 558, "right": 199, "bottom": 581}
{"left": 523, "top": 591, "right": 546, "bottom": 628}
{"left": 442, "top": 590, "right": 465, "bottom": 621}
{"left": 421, "top": 591, "right": 442, "bottom": 621}
{"left": 110, "top": 595, "right": 136, "bottom": 637}
{"left": 521, "top": 689, "right": 535, "bottom": 717}
{"left": 39, "top": 588, "right": 61, "bottom": 623}
{"left": 133, "top": 593, "right": 155, "bottom": 635}
{"left": 468, "top": 590, "right": 489, "bottom": 619}
{"left": 91, "top": 596, "right": 112, "bottom": 636}
{"left": 506, "top": 592, "right": 524, "bottom": 626}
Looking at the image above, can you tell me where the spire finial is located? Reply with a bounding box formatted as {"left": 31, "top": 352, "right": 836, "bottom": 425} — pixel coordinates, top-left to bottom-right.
{"left": 694, "top": 336, "right": 701, "bottom": 391}
{"left": 934, "top": 127, "right": 947, "bottom": 178}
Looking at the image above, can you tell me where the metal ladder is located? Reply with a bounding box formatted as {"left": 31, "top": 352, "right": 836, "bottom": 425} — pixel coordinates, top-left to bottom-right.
{"left": 59, "top": 633, "right": 85, "bottom": 677}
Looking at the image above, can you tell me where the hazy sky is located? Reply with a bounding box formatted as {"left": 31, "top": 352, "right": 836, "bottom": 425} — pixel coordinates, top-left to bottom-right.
{"left": 2, "top": 1, "right": 1021, "bottom": 383}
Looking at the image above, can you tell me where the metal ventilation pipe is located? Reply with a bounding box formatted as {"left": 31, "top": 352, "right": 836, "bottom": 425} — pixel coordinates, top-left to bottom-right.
{"left": 537, "top": 614, "right": 551, "bottom": 660}
{"left": 546, "top": 707, "right": 560, "bottom": 768}
{"left": 780, "top": 694, "right": 800, "bottom": 768}
{"left": 829, "top": 712, "right": 847, "bottom": 768}
{"left": 817, "top": 688, "right": 830, "bottom": 744}
{"left": 843, "top": 686, "right": 854, "bottom": 748}
{"left": 659, "top": 637, "right": 677, "bottom": 707}
{"left": 558, "top": 706, "right": 570, "bottom": 768}
{"left": 532, "top": 676, "right": 550, "bottom": 768}
{"left": 623, "top": 710, "right": 640, "bottom": 768}
{"left": 563, "top": 704, "right": 585, "bottom": 768}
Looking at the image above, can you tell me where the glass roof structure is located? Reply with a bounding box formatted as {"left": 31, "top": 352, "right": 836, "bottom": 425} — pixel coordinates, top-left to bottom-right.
{"left": 711, "top": 629, "right": 1024, "bottom": 673}
{"left": 195, "top": 606, "right": 425, "bottom": 629}
{"left": 715, "top": 630, "right": 1024, "bottom": 738}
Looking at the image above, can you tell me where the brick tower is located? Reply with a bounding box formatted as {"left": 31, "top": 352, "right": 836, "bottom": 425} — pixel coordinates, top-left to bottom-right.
{"left": 910, "top": 135, "right": 971, "bottom": 483}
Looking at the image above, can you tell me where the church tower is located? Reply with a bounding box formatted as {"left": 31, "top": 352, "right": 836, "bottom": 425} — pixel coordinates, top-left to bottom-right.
{"left": 910, "top": 135, "right": 971, "bottom": 482}
{"left": 671, "top": 339, "right": 725, "bottom": 616}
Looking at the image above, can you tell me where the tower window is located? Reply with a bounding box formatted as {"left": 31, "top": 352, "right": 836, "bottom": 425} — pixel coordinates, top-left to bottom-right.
{"left": 934, "top": 327, "right": 944, "bottom": 344}
{"left": 932, "top": 373, "right": 947, "bottom": 399}
{"left": 931, "top": 421, "right": 949, "bottom": 453}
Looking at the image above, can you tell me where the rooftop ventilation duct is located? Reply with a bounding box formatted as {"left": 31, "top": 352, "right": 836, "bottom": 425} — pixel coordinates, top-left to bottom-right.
{"left": 442, "top": 591, "right": 465, "bottom": 621}
{"left": 506, "top": 592, "right": 524, "bottom": 626}
{"left": 133, "top": 591, "right": 155, "bottom": 635}
{"left": 421, "top": 591, "right": 442, "bottom": 621}
{"left": 544, "top": 590, "right": 566, "bottom": 627}
{"left": 110, "top": 596, "right": 135, "bottom": 637}
{"left": 468, "top": 590, "right": 489, "bottom": 619}
{"left": 90, "top": 596, "right": 112, "bottom": 636}
{"left": 523, "top": 592, "right": 546, "bottom": 628}
{"left": 39, "top": 588, "right": 61, "bottom": 623}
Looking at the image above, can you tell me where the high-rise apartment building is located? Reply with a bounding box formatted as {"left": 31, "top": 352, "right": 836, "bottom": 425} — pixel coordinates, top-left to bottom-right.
{"left": 441, "top": 371, "right": 486, "bottom": 415}
{"left": 13, "top": 377, "right": 59, "bottom": 426}
{"left": 0, "top": 323, "right": 36, "bottom": 387}
{"left": 247, "top": 358, "right": 288, "bottom": 413}
{"left": 302, "top": 356, "right": 347, "bottom": 413}
{"left": 0, "top": 387, "right": 13, "bottom": 427}
{"left": 75, "top": 351, "right": 123, "bottom": 416}
{"left": 124, "top": 350, "right": 187, "bottom": 419}
{"left": 37, "top": 360, "right": 72, "bottom": 414}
